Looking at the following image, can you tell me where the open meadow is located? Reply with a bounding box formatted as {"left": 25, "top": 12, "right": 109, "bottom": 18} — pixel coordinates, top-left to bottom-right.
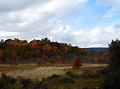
{"left": 0, "top": 63, "right": 108, "bottom": 80}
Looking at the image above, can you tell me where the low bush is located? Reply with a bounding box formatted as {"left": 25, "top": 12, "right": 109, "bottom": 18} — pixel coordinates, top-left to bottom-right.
{"left": 66, "top": 71, "right": 79, "bottom": 79}
{"left": 81, "top": 70, "right": 97, "bottom": 78}
{"left": 99, "top": 71, "right": 120, "bottom": 89}
{"left": 0, "top": 74, "right": 17, "bottom": 89}
{"left": 19, "top": 78, "right": 31, "bottom": 89}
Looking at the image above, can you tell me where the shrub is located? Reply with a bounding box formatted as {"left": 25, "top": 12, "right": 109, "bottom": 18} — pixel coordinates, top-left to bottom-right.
{"left": 99, "top": 71, "right": 120, "bottom": 89}
{"left": 0, "top": 74, "right": 17, "bottom": 89}
{"left": 66, "top": 71, "right": 79, "bottom": 79}
{"left": 81, "top": 70, "right": 98, "bottom": 78}
{"left": 19, "top": 78, "right": 31, "bottom": 89}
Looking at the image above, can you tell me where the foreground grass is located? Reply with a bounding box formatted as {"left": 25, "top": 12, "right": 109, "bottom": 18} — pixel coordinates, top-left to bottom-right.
{"left": 0, "top": 63, "right": 107, "bottom": 89}
{"left": 0, "top": 69, "right": 105, "bottom": 89}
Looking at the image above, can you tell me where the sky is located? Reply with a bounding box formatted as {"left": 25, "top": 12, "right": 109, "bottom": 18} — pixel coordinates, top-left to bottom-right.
{"left": 0, "top": 0, "right": 120, "bottom": 48}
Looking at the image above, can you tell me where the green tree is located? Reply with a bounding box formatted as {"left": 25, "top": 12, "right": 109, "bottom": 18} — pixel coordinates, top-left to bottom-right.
{"left": 108, "top": 39, "right": 120, "bottom": 71}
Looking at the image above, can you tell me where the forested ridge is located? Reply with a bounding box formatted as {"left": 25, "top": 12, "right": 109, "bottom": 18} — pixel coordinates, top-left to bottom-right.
{"left": 0, "top": 38, "right": 86, "bottom": 64}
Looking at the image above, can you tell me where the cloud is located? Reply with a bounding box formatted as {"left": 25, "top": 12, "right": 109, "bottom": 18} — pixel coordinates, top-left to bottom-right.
{"left": 90, "top": 15, "right": 98, "bottom": 20}
{"left": 49, "top": 24, "right": 120, "bottom": 47}
{"left": 97, "top": 0, "right": 120, "bottom": 18}
{"left": 114, "top": 23, "right": 120, "bottom": 28}
{"left": 0, "top": 0, "right": 119, "bottom": 47}
{"left": 0, "top": 0, "right": 50, "bottom": 12}
{"left": 0, "top": 0, "right": 88, "bottom": 39}
{"left": 0, "top": 31, "right": 19, "bottom": 36}
{"left": 97, "top": 0, "right": 120, "bottom": 6}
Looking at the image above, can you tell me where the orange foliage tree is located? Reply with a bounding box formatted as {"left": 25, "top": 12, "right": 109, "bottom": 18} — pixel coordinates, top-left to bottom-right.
{"left": 43, "top": 44, "right": 53, "bottom": 52}
{"left": 72, "top": 56, "right": 82, "bottom": 68}
{"left": 94, "top": 57, "right": 101, "bottom": 63}
{"left": 32, "top": 42, "right": 38, "bottom": 50}
{"left": 57, "top": 55, "right": 61, "bottom": 60}
{"left": 65, "top": 47, "right": 69, "bottom": 52}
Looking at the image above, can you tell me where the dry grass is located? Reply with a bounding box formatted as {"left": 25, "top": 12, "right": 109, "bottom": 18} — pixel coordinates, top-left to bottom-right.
{"left": 0, "top": 63, "right": 108, "bottom": 80}
{"left": 0, "top": 64, "right": 39, "bottom": 73}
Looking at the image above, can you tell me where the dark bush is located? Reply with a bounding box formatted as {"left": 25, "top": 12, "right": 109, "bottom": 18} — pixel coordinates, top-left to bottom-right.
{"left": 82, "top": 87, "right": 88, "bottom": 89}
{"left": 99, "top": 71, "right": 120, "bottom": 89}
{"left": 47, "top": 74, "right": 75, "bottom": 84}
{"left": 47, "top": 74, "right": 61, "bottom": 80}
{"left": 33, "top": 74, "right": 75, "bottom": 89}
{"left": 0, "top": 74, "right": 17, "bottom": 89}
{"left": 96, "top": 68, "right": 109, "bottom": 77}
{"left": 33, "top": 79, "right": 48, "bottom": 89}
{"left": 66, "top": 71, "right": 79, "bottom": 79}
{"left": 81, "top": 70, "right": 97, "bottom": 78}
{"left": 19, "top": 78, "right": 31, "bottom": 89}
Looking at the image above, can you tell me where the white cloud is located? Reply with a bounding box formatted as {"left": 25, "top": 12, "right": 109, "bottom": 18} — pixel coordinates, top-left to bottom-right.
{"left": 97, "top": 0, "right": 120, "bottom": 18}
{"left": 0, "top": 31, "right": 19, "bottom": 36}
{"left": 90, "top": 15, "right": 98, "bottom": 20}
{"left": 0, "top": 0, "right": 120, "bottom": 47}
{"left": 49, "top": 24, "right": 120, "bottom": 47}
{"left": 0, "top": 0, "right": 88, "bottom": 39}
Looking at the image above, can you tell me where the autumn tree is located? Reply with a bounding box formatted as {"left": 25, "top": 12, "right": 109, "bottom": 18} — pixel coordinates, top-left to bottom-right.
{"left": 57, "top": 55, "right": 60, "bottom": 60}
{"left": 72, "top": 56, "right": 82, "bottom": 69}
{"left": 43, "top": 44, "right": 53, "bottom": 52}
{"left": 94, "top": 57, "right": 101, "bottom": 63}
{"left": 31, "top": 42, "right": 38, "bottom": 50}
{"left": 0, "top": 38, "right": 87, "bottom": 64}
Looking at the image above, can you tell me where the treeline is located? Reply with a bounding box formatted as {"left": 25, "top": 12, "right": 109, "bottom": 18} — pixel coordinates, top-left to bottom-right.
{"left": 0, "top": 38, "right": 86, "bottom": 64}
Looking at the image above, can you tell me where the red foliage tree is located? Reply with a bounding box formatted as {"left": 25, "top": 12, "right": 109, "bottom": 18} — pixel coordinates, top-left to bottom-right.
{"left": 72, "top": 56, "right": 82, "bottom": 69}
{"left": 94, "top": 57, "right": 101, "bottom": 63}
{"left": 65, "top": 47, "right": 69, "bottom": 52}
{"left": 32, "top": 42, "right": 38, "bottom": 50}
{"left": 61, "top": 58, "right": 66, "bottom": 64}
{"left": 53, "top": 46, "right": 58, "bottom": 50}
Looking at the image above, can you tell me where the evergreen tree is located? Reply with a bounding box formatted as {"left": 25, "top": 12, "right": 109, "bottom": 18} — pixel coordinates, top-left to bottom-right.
{"left": 109, "top": 39, "right": 120, "bottom": 71}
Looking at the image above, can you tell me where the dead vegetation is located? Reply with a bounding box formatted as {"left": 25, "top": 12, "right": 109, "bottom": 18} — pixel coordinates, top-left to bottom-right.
{"left": 0, "top": 63, "right": 108, "bottom": 80}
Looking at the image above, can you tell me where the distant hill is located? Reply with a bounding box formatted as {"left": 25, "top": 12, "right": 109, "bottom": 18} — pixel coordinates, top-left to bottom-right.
{"left": 83, "top": 47, "right": 108, "bottom": 52}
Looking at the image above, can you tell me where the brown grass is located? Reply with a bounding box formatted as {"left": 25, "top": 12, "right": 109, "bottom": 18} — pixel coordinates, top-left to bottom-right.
{"left": 0, "top": 63, "right": 108, "bottom": 80}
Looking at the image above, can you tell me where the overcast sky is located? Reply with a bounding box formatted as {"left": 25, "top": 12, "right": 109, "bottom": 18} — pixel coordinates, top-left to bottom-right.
{"left": 0, "top": 0, "right": 120, "bottom": 47}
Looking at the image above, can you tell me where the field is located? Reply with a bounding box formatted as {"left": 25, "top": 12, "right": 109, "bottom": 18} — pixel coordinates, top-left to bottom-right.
{"left": 0, "top": 63, "right": 108, "bottom": 80}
